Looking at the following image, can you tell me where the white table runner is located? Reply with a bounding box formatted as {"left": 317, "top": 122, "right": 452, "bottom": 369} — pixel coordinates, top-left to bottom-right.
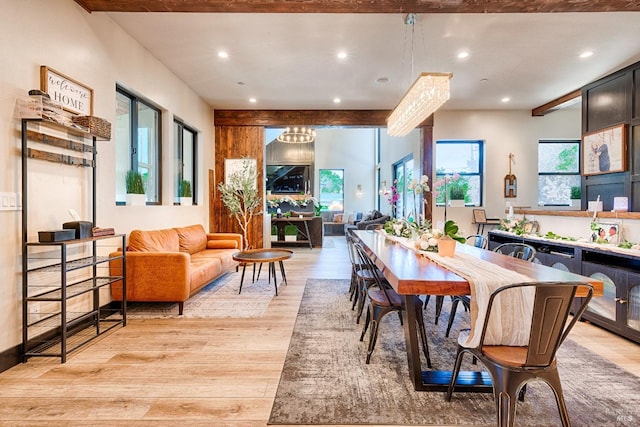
{"left": 382, "top": 232, "right": 535, "bottom": 348}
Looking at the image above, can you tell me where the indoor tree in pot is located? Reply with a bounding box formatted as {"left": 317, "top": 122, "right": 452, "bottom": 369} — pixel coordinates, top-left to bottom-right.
{"left": 179, "top": 179, "right": 192, "bottom": 206}
{"left": 217, "top": 158, "right": 262, "bottom": 250}
{"left": 125, "top": 170, "right": 146, "bottom": 206}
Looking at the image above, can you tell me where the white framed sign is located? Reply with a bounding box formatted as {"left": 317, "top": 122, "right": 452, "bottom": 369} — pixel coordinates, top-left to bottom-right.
{"left": 40, "top": 66, "right": 93, "bottom": 116}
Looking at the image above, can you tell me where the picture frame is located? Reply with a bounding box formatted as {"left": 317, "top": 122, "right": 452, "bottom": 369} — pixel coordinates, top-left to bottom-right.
{"left": 582, "top": 124, "right": 626, "bottom": 176}
{"left": 40, "top": 66, "right": 93, "bottom": 116}
{"left": 590, "top": 222, "right": 620, "bottom": 245}
{"left": 224, "top": 158, "right": 257, "bottom": 189}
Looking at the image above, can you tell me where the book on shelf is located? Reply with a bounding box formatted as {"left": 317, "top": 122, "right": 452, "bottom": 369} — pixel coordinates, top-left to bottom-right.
{"left": 92, "top": 227, "right": 115, "bottom": 237}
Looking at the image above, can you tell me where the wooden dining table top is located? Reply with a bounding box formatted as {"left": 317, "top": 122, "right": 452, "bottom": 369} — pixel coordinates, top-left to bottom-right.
{"left": 354, "top": 230, "right": 603, "bottom": 298}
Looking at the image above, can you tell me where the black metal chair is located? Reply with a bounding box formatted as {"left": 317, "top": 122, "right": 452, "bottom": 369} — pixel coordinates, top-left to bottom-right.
{"left": 444, "top": 241, "right": 535, "bottom": 338}
{"left": 446, "top": 281, "right": 594, "bottom": 427}
{"left": 492, "top": 242, "right": 536, "bottom": 261}
{"left": 354, "top": 242, "right": 431, "bottom": 367}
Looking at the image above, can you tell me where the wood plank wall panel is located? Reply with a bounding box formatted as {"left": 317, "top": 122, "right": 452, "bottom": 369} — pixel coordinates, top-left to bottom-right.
{"left": 214, "top": 110, "right": 391, "bottom": 127}
{"left": 212, "top": 126, "right": 264, "bottom": 249}
{"left": 75, "top": 0, "right": 640, "bottom": 13}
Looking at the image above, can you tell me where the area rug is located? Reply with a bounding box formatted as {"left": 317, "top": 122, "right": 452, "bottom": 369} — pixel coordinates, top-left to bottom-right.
{"left": 125, "top": 271, "right": 280, "bottom": 319}
{"left": 268, "top": 278, "right": 640, "bottom": 426}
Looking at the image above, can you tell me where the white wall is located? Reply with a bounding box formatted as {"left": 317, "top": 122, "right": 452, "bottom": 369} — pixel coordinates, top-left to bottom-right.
{"left": 432, "top": 109, "right": 582, "bottom": 236}
{"left": 0, "top": 0, "right": 213, "bottom": 354}
{"left": 314, "top": 128, "right": 376, "bottom": 215}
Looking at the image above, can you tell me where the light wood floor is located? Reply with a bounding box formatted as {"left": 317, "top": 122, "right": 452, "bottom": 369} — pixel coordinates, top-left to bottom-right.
{"left": 0, "top": 237, "right": 638, "bottom": 427}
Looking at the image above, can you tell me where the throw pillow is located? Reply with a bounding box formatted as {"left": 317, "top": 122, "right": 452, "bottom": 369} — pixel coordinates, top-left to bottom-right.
{"left": 333, "top": 213, "right": 343, "bottom": 223}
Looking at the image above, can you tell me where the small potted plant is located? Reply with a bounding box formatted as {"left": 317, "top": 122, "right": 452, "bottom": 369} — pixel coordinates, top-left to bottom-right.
{"left": 570, "top": 186, "right": 581, "bottom": 208}
{"left": 449, "top": 185, "right": 466, "bottom": 208}
{"left": 284, "top": 224, "right": 297, "bottom": 242}
{"left": 125, "top": 170, "right": 146, "bottom": 206}
{"left": 179, "top": 179, "right": 192, "bottom": 206}
{"left": 437, "top": 220, "right": 466, "bottom": 257}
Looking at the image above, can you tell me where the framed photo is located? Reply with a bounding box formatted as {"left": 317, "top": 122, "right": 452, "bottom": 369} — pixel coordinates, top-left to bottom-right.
{"left": 591, "top": 222, "right": 620, "bottom": 245}
{"left": 582, "top": 124, "right": 626, "bottom": 176}
{"left": 40, "top": 66, "right": 93, "bottom": 116}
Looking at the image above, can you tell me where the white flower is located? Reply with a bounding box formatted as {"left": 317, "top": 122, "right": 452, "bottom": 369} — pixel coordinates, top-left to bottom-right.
{"left": 418, "top": 240, "right": 431, "bottom": 250}
{"left": 420, "top": 175, "right": 429, "bottom": 186}
{"left": 428, "top": 237, "right": 439, "bottom": 247}
{"left": 408, "top": 179, "right": 418, "bottom": 190}
{"left": 393, "top": 223, "right": 403, "bottom": 235}
{"left": 431, "top": 229, "right": 444, "bottom": 239}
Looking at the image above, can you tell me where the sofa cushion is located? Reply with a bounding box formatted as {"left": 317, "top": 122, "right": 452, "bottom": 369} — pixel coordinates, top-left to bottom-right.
{"left": 206, "top": 239, "right": 239, "bottom": 249}
{"left": 128, "top": 228, "right": 180, "bottom": 252}
{"left": 176, "top": 224, "right": 207, "bottom": 254}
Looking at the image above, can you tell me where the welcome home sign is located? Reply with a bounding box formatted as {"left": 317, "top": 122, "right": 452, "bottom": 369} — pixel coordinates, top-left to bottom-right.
{"left": 40, "top": 66, "right": 93, "bottom": 116}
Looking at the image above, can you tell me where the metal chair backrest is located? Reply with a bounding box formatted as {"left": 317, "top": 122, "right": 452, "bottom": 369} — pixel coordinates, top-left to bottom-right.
{"left": 493, "top": 242, "right": 536, "bottom": 261}
{"left": 353, "top": 241, "right": 395, "bottom": 303}
{"left": 345, "top": 231, "right": 360, "bottom": 266}
{"left": 479, "top": 281, "right": 594, "bottom": 367}
{"left": 466, "top": 234, "right": 487, "bottom": 249}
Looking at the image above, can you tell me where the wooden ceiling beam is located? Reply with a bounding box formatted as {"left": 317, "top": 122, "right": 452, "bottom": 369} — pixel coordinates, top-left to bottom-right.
{"left": 531, "top": 89, "right": 582, "bottom": 117}
{"left": 214, "top": 110, "right": 392, "bottom": 127}
{"left": 74, "top": 0, "right": 640, "bottom": 14}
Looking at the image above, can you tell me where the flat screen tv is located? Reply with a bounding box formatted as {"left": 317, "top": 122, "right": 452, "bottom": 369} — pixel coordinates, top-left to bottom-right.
{"left": 266, "top": 165, "right": 310, "bottom": 194}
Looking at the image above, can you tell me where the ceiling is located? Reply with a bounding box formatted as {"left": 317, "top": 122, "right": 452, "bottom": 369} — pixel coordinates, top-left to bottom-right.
{"left": 75, "top": 0, "right": 640, "bottom": 112}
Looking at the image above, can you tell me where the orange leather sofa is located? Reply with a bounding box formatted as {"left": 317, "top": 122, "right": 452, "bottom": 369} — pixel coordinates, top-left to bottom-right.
{"left": 110, "top": 224, "right": 243, "bottom": 315}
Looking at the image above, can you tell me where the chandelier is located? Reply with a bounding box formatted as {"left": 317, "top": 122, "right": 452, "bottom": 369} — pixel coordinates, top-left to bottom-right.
{"left": 387, "top": 13, "right": 452, "bottom": 137}
{"left": 387, "top": 72, "right": 452, "bottom": 136}
{"left": 276, "top": 127, "right": 316, "bottom": 143}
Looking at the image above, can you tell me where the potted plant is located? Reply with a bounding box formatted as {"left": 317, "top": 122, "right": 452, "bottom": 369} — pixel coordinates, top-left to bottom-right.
{"left": 179, "top": 179, "right": 192, "bottom": 206}
{"left": 218, "top": 158, "right": 262, "bottom": 250}
{"left": 284, "top": 224, "right": 297, "bottom": 242}
{"left": 570, "top": 186, "right": 581, "bottom": 208}
{"left": 449, "top": 185, "right": 466, "bottom": 207}
{"left": 125, "top": 170, "right": 146, "bottom": 206}
{"left": 437, "top": 220, "right": 466, "bottom": 257}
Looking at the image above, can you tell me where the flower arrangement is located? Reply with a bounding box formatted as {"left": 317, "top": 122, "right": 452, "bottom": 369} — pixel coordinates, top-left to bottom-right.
{"left": 383, "top": 218, "right": 465, "bottom": 252}
{"left": 387, "top": 179, "right": 399, "bottom": 214}
{"left": 383, "top": 218, "right": 416, "bottom": 239}
{"left": 408, "top": 175, "right": 430, "bottom": 224}
{"left": 499, "top": 217, "right": 527, "bottom": 235}
{"left": 267, "top": 195, "right": 318, "bottom": 209}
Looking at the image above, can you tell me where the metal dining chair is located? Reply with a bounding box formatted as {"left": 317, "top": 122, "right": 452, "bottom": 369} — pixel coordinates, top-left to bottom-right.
{"left": 354, "top": 241, "right": 431, "bottom": 367}
{"left": 446, "top": 281, "right": 594, "bottom": 427}
{"left": 444, "top": 241, "right": 535, "bottom": 338}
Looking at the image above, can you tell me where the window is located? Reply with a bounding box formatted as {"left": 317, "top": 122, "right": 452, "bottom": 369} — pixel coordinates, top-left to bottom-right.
{"left": 538, "top": 140, "right": 581, "bottom": 206}
{"left": 319, "top": 169, "right": 344, "bottom": 211}
{"left": 174, "top": 118, "right": 197, "bottom": 205}
{"left": 435, "top": 140, "right": 483, "bottom": 206}
{"left": 392, "top": 155, "right": 414, "bottom": 218}
{"left": 115, "top": 86, "right": 162, "bottom": 204}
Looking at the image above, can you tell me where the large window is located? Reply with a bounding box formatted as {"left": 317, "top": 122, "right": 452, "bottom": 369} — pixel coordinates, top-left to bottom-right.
{"left": 115, "top": 87, "right": 162, "bottom": 204}
{"left": 435, "top": 140, "right": 483, "bottom": 206}
{"left": 538, "top": 140, "right": 581, "bottom": 206}
{"left": 174, "top": 118, "right": 197, "bottom": 205}
{"left": 392, "top": 155, "right": 414, "bottom": 218}
{"left": 319, "top": 169, "right": 344, "bottom": 211}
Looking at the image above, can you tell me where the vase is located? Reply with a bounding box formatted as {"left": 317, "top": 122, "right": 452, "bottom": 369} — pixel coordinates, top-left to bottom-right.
{"left": 438, "top": 238, "right": 456, "bottom": 257}
{"left": 449, "top": 199, "right": 465, "bottom": 208}
{"left": 570, "top": 199, "right": 581, "bottom": 208}
{"left": 284, "top": 235, "right": 296, "bottom": 242}
{"left": 179, "top": 197, "right": 192, "bottom": 206}
{"left": 126, "top": 193, "right": 146, "bottom": 206}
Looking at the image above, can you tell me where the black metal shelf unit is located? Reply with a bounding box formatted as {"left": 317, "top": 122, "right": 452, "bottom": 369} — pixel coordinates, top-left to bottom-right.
{"left": 21, "top": 118, "right": 126, "bottom": 363}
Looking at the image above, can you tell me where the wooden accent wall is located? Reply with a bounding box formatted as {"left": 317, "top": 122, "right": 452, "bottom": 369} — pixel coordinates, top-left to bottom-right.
{"left": 582, "top": 60, "right": 640, "bottom": 212}
{"left": 211, "top": 126, "right": 265, "bottom": 249}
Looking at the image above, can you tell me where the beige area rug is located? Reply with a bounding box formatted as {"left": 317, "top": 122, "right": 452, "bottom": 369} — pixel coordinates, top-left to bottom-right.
{"left": 269, "top": 278, "right": 640, "bottom": 426}
{"left": 125, "top": 270, "right": 281, "bottom": 319}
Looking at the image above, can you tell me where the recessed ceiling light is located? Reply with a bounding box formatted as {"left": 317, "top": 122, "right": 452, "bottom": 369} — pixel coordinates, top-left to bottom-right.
{"left": 580, "top": 50, "right": 594, "bottom": 59}
{"left": 249, "top": 97, "right": 257, "bottom": 104}
{"left": 480, "top": 78, "right": 489, "bottom": 83}
{"left": 333, "top": 98, "right": 341, "bottom": 104}
{"left": 501, "top": 97, "right": 510, "bottom": 103}
{"left": 457, "top": 51, "right": 469, "bottom": 59}
{"left": 376, "top": 77, "right": 390, "bottom": 84}
{"left": 237, "top": 81, "right": 245, "bottom": 86}
{"left": 337, "top": 51, "right": 348, "bottom": 60}
{"left": 218, "top": 51, "right": 229, "bottom": 59}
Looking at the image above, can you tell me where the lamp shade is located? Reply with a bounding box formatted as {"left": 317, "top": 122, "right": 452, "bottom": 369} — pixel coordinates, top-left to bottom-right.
{"left": 387, "top": 72, "right": 452, "bottom": 137}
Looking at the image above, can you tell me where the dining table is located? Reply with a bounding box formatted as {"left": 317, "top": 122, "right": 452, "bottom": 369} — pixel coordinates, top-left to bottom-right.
{"left": 353, "top": 229, "right": 604, "bottom": 392}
